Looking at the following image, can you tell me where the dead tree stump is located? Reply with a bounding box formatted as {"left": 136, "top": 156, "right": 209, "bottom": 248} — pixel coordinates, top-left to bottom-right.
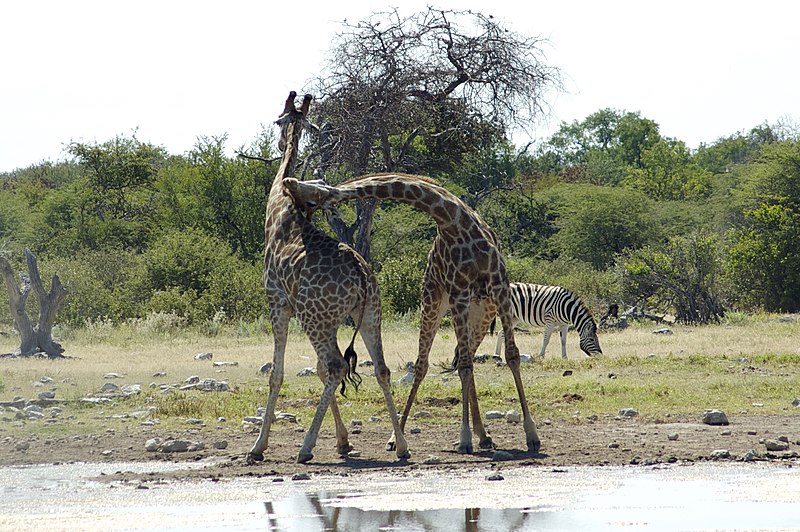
{"left": 0, "top": 249, "right": 67, "bottom": 358}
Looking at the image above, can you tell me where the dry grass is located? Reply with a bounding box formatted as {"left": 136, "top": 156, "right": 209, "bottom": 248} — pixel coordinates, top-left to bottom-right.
{"left": 1, "top": 315, "right": 799, "bottom": 430}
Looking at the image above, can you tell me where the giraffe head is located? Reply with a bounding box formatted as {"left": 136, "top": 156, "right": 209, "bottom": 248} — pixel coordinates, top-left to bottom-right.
{"left": 282, "top": 177, "right": 339, "bottom": 219}
{"left": 275, "top": 92, "right": 317, "bottom": 153}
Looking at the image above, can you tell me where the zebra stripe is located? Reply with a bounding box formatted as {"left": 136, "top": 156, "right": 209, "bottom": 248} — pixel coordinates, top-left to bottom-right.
{"left": 495, "top": 283, "right": 603, "bottom": 359}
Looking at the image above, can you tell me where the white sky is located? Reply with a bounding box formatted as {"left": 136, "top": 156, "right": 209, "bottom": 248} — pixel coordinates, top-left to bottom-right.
{"left": 1, "top": 0, "right": 798, "bottom": 172}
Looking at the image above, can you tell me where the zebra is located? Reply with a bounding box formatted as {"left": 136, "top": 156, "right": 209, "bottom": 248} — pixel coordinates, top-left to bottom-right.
{"left": 491, "top": 283, "right": 603, "bottom": 359}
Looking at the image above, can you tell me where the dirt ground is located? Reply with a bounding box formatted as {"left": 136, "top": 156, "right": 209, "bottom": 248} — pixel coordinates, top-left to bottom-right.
{"left": 2, "top": 407, "right": 799, "bottom": 484}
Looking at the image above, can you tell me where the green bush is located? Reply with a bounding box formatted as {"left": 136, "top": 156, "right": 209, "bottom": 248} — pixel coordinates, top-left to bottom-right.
{"left": 376, "top": 254, "right": 425, "bottom": 317}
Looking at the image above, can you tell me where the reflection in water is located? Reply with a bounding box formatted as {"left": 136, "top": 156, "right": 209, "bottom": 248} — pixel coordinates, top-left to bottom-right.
{"left": 264, "top": 492, "right": 535, "bottom": 531}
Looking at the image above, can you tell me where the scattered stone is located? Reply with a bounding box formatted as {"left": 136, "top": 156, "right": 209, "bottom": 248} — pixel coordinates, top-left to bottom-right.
{"left": 710, "top": 449, "right": 730, "bottom": 460}
{"left": 259, "top": 363, "right": 273, "bottom": 374}
{"left": 184, "top": 418, "right": 204, "bottom": 425}
{"left": 793, "top": 398, "right": 800, "bottom": 407}
{"left": 350, "top": 428, "right": 362, "bottom": 435}
{"left": 217, "top": 417, "right": 226, "bottom": 423}
{"left": 101, "top": 450, "right": 113, "bottom": 456}
{"left": 519, "top": 354, "right": 533, "bottom": 363}
{"left": 347, "top": 450, "right": 361, "bottom": 458}
{"left": 485, "top": 473, "right": 504, "bottom": 481}
{"left": 292, "top": 473, "right": 311, "bottom": 481}
{"left": 485, "top": 410, "right": 504, "bottom": 420}
{"left": 702, "top": 409, "right": 729, "bottom": 426}
{"left": 15, "top": 441, "right": 30, "bottom": 451}
{"left": 473, "top": 354, "right": 489, "bottom": 364}
{"left": 412, "top": 410, "right": 431, "bottom": 419}
{"left": 242, "top": 416, "right": 262, "bottom": 425}
{"left": 410, "top": 427, "right": 421, "bottom": 434}
{"left": 778, "top": 436, "right": 789, "bottom": 443}
{"left": 185, "top": 375, "right": 200, "bottom": 384}
{"left": 740, "top": 449, "right": 758, "bottom": 462}
{"left": 194, "top": 352, "right": 213, "bottom": 361}
{"left": 422, "top": 455, "right": 442, "bottom": 465}
{"left": 145, "top": 438, "right": 163, "bottom": 452}
{"left": 38, "top": 391, "right": 55, "bottom": 400}
{"left": 351, "top": 419, "right": 363, "bottom": 428}
{"left": 212, "top": 361, "right": 238, "bottom": 367}
{"left": 357, "top": 359, "right": 373, "bottom": 367}
{"left": 397, "top": 371, "right": 415, "bottom": 385}
{"left": 120, "top": 384, "right": 142, "bottom": 397}
{"left": 542, "top": 419, "right": 552, "bottom": 425}
{"left": 39, "top": 376, "right": 54, "bottom": 384}
{"left": 101, "top": 382, "right": 119, "bottom": 393}
{"left": 562, "top": 370, "right": 573, "bottom": 377}
{"left": 667, "top": 433, "right": 679, "bottom": 441}
{"left": 152, "top": 371, "right": 167, "bottom": 377}
{"left": 296, "top": 367, "right": 316, "bottom": 377}
{"left": 275, "top": 412, "right": 298, "bottom": 423}
{"left": 747, "top": 430, "right": 758, "bottom": 436}
{"left": 505, "top": 410, "right": 521, "bottom": 423}
{"left": 765, "top": 439, "right": 789, "bottom": 452}
{"left": 492, "top": 450, "right": 514, "bottom": 461}
{"left": 159, "top": 439, "right": 204, "bottom": 453}
{"left": 652, "top": 328, "right": 673, "bottom": 335}
{"left": 608, "top": 442, "right": 620, "bottom": 449}
{"left": 619, "top": 408, "right": 638, "bottom": 417}
{"left": 104, "top": 373, "right": 123, "bottom": 379}
{"left": 608, "top": 373, "right": 617, "bottom": 379}
{"left": 81, "top": 397, "right": 113, "bottom": 405}
{"left": 181, "top": 378, "right": 229, "bottom": 392}
{"left": 720, "top": 429, "right": 732, "bottom": 436}
{"left": 368, "top": 416, "right": 381, "bottom": 423}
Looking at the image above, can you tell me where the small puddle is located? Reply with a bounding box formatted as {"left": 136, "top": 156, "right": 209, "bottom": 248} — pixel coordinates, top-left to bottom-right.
{"left": 1, "top": 461, "right": 799, "bottom": 530}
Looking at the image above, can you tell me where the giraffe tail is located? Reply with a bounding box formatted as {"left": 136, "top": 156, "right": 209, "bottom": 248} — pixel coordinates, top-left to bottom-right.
{"left": 339, "top": 325, "right": 363, "bottom": 396}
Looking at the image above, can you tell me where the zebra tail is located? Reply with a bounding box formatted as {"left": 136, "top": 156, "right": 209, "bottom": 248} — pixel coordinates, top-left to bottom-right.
{"left": 489, "top": 317, "right": 497, "bottom": 336}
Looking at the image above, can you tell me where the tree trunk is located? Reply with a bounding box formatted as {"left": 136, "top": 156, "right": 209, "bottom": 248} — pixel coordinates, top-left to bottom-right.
{"left": 0, "top": 250, "right": 67, "bottom": 357}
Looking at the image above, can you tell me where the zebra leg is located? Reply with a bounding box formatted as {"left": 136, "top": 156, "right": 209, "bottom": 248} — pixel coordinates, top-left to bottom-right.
{"left": 540, "top": 326, "right": 555, "bottom": 359}
{"left": 494, "top": 328, "right": 504, "bottom": 357}
{"left": 560, "top": 325, "right": 569, "bottom": 359}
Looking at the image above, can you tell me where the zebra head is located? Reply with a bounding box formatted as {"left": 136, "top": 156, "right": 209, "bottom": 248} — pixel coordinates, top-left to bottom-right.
{"left": 578, "top": 320, "right": 603, "bottom": 357}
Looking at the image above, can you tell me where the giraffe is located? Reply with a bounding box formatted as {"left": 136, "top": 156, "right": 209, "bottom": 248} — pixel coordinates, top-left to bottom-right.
{"left": 283, "top": 173, "right": 541, "bottom": 454}
{"left": 247, "top": 93, "right": 410, "bottom": 464}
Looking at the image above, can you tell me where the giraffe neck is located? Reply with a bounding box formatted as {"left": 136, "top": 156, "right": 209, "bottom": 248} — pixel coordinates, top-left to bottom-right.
{"left": 334, "top": 174, "right": 477, "bottom": 234}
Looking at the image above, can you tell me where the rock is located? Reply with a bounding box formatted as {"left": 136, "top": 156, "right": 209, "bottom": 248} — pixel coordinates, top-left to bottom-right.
{"left": 368, "top": 416, "right": 381, "bottom": 423}
{"left": 120, "top": 384, "right": 141, "bottom": 397}
{"left": 194, "top": 352, "right": 213, "bottom": 361}
{"left": 181, "top": 379, "right": 229, "bottom": 392}
{"left": 562, "top": 370, "right": 573, "bottom": 376}
{"left": 720, "top": 429, "right": 732, "bottom": 436}
{"left": 485, "top": 473, "right": 504, "bottom": 481}
{"left": 619, "top": 408, "right": 638, "bottom": 417}
{"left": 292, "top": 473, "right": 311, "bottom": 481}
{"left": 652, "top": 328, "right": 673, "bottom": 335}
{"left": 473, "top": 354, "right": 489, "bottom": 363}
{"left": 519, "top": 354, "right": 533, "bottom": 363}
{"left": 765, "top": 439, "right": 789, "bottom": 452}
{"left": 351, "top": 419, "right": 363, "bottom": 427}
{"left": 491, "top": 450, "right": 514, "bottom": 461}
{"left": 740, "top": 449, "right": 758, "bottom": 462}
{"left": 100, "top": 382, "right": 119, "bottom": 393}
{"left": 259, "top": 363, "right": 273, "bottom": 374}
{"left": 242, "top": 416, "right": 263, "bottom": 425}
{"left": 357, "top": 359, "right": 373, "bottom": 367}
{"left": 217, "top": 416, "right": 226, "bottom": 423}
{"left": 145, "top": 438, "right": 163, "bottom": 452}
{"left": 608, "top": 442, "right": 620, "bottom": 449}
{"left": 38, "top": 391, "right": 55, "bottom": 400}
{"left": 39, "top": 376, "right": 54, "bottom": 384}
{"left": 702, "top": 409, "right": 729, "bottom": 426}
{"left": 213, "top": 440, "right": 228, "bottom": 450}
{"left": 412, "top": 410, "right": 431, "bottom": 419}
{"left": 505, "top": 410, "right": 521, "bottom": 423}
{"left": 296, "top": 367, "right": 316, "bottom": 377}
{"left": 212, "top": 361, "right": 238, "bottom": 367}
{"left": 485, "top": 410, "right": 504, "bottom": 420}
{"left": 159, "top": 439, "right": 203, "bottom": 453}
{"left": 14, "top": 441, "right": 30, "bottom": 451}
{"left": 184, "top": 418, "right": 204, "bottom": 425}
{"left": 81, "top": 397, "right": 113, "bottom": 405}
{"left": 710, "top": 449, "right": 730, "bottom": 460}
{"left": 667, "top": 433, "right": 679, "bottom": 441}
{"left": 273, "top": 412, "right": 296, "bottom": 423}
{"left": 793, "top": 398, "right": 800, "bottom": 407}
{"left": 397, "top": 371, "right": 415, "bottom": 385}
{"left": 184, "top": 375, "right": 200, "bottom": 384}
{"left": 104, "top": 373, "right": 123, "bottom": 379}
{"left": 410, "top": 427, "right": 421, "bottom": 434}
{"left": 422, "top": 455, "right": 442, "bottom": 464}
{"left": 347, "top": 450, "right": 361, "bottom": 457}
{"left": 152, "top": 371, "right": 167, "bottom": 377}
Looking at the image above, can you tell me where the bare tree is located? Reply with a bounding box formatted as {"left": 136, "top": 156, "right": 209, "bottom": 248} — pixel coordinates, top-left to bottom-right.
{"left": 0, "top": 250, "right": 67, "bottom": 358}
{"left": 307, "top": 7, "right": 563, "bottom": 263}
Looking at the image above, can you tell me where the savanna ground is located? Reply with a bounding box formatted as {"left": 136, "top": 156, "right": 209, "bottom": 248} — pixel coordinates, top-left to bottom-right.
{"left": 1, "top": 315, "right": 799, "bottom": 483}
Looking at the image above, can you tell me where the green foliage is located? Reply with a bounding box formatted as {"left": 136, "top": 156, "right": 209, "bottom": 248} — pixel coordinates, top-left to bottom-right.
{"left": 623, "top": 138, "right": 713, "bottom": 200}
{"left": 725, "top": 141, "right": 800, "bottom": 312}
{"left": 478, "top": 185, "right": 555, "bottom": 258}
{"left": 545, "top": 184, "right": 658, "bottom": 269}
{"left": 376, "top": 254, "right": 425, "bottom": 316}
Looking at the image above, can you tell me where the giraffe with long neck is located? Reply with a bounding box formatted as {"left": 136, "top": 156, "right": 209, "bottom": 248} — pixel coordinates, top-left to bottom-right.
{"left": 247, "top": 94, "right": 409, "bottom": 464}
{"left": 283, "top": 173, "right": 541, "bottom": 454}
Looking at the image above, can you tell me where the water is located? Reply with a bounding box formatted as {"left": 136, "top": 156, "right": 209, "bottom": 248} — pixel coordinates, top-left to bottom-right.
{"left": 1, "top": 461, "right": 799, "bottom": 531}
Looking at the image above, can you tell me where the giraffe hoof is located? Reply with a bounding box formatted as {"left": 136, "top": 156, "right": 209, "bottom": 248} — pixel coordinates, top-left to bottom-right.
{"left": 337, "top": 444, "right": 354, "bottom": 456}
{"left": 479, "top": 437, "right": 496, "bottom": 450}
{"left": 456, "top": 443, "right": 473, "bottom": 455}
{"left": 246, "top": 452, "right": 264, "bottom": 465}
{"left": 296, "top": 452, "right": 314, "bottom": 464}
{"left": 527, "top": 439, "right": 542, "bottom": 454}
{"left": 397, "top": 449, "right": 411, "bottom": 460}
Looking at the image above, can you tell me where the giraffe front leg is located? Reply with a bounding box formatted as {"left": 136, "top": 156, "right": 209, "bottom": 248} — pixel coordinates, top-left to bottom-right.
{"left": 247, "top": 303, "right": 290, "bottom": 464}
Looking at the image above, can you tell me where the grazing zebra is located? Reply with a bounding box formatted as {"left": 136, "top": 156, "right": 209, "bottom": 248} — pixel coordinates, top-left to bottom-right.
{"left": 492, "top": 283, "right": 603, "bottom": 359}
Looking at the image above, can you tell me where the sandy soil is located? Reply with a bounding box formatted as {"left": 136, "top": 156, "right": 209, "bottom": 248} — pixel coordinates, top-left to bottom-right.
{"left": 2, "top": 406, "right": 799, "bottom": 484}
